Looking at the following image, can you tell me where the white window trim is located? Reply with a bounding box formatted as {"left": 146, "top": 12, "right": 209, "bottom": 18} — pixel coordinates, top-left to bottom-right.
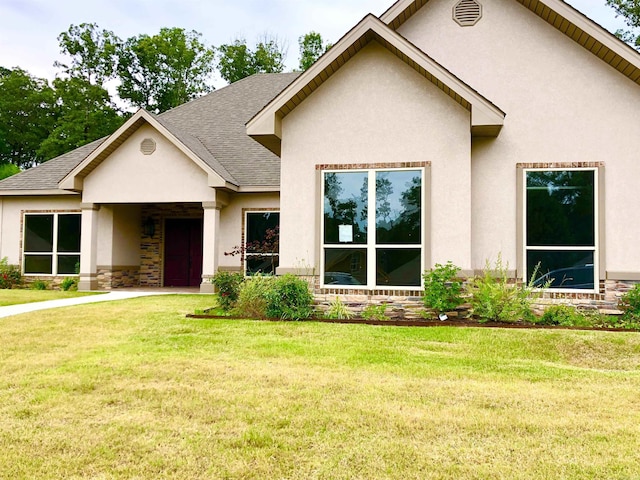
{"left": 23, "top": 212, "right": 81, "bottom": 276}
{"left": 321, "top": 167, "right": 425, "bottom": 291}
{"left": 522, "top": 167, "right": 599, "bottom": 293}
{"left": 244, "top": 210, "right": 279, "bottom": 277}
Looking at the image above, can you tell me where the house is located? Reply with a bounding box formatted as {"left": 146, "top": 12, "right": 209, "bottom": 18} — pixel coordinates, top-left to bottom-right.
{"left": 1, "top": 0, "right": 639, "bottom": 308}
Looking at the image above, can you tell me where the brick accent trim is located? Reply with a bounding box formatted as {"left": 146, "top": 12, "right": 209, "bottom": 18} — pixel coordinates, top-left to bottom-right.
{"left": 316, "top": 161, "right": 431, "bottom": 171}
{"left": 516, "top": 162, "right": 604, "bottom": 168}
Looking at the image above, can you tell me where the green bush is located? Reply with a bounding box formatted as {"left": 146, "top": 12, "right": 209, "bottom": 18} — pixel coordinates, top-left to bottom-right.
{"left": 212, "top": 271, "right": 244, "bottom": 311}
{"left": 324, "top": 297, "right": 353, "bottom": 320}
{"left": 361, "top": 303, "right": 389, "bottom": 321}
{"left": 422, "top": 262, "right": 463, "bottom": 314}
{"left": 536, "top": 304, "right": 590, "bottom": 327}
{"left": 466, "top": 256, "right": 539, "bottom": 323}
{"left": 31, "top": 280, "right": 48, "bottom": 290}
{"left": 0, "top": 257, "right": 22, "bottom": 289}
{"left": 233, "top": 275, "right": 275, "bottom": 319}
{"left": 619, "top": 283, "right": 640, "bottom": 321}
{"left": 265, "top": 274, "right": 314, "bottom": 320}
{"left": 60, "top": 277, "right": 78, "bottom": 291}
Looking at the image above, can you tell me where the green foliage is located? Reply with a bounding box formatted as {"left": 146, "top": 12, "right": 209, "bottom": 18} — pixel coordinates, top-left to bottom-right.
{"left": 264, "top": 274, "right": 314, "bottom": 320}
{"left": 217, "top": 35, "right": 286, "bottom": 84}
{"left": 60, "top": 277, "right": 78, "bottom": 292}
{"left": 233, "top": 275, "right": 275, "bottom": 319}
{"left": 361, "top": 303, "right": 389, "bottom": 321}
{"left": 422, "top": 262, "right": 463, "bottom": 314}
{"left": 466, "top": 256, "right": 538, "bottom": 323}
{"left": 0, "top": 163, "right": 20, "bottom": 180}
{"left": 619, "top": 283, "right": 640, "bottom": 321}
{"left": 536, "top": 305, "right": 590, "bottom": 327}
{"left": 0, "top": 68, "right": 56, "bottom": 167}
{"left": 212, "top": 271, "right": 244, "bottom": 311}
{"left": 324, "top": 297, "right": 353, "bottom": 320}
{"left": 606, "top": 0, "right": 640, "bottom": 49}
{"left": 298, "top": 32, "right": 332, "bottom": 71}
{"left": 117, "top": 28, "right": 215, "bottom": 113}
{"left": 0, "top": 257, "right": 22, "bottom": 289}
{"left": 31, "top": 280, "right": 49, "bottom": 291}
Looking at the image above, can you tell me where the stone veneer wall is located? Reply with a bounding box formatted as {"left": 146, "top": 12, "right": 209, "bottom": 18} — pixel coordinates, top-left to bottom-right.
{"left": 97, "top": 267, "right": 141, "bottom": 290}
{"left": 139, "top": 203, "right": 203, "bottom": 287}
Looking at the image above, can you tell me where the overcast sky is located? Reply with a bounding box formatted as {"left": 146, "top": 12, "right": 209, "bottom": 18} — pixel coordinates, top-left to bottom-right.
{"left": 0, "top": 0, "right": 630, "bottom": 87}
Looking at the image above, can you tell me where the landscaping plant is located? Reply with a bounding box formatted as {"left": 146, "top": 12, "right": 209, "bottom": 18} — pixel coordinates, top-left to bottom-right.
{"left": 60, "top": 277, "right": 78, "bottom": 291}
{"left": 264, "top": 274, "right": 314, "bottom": 320}
{"left": 422, "top": 261, "right": 463, "bottom": 315}
{"left": 324, "top": 296, "right": 353, "bottom": 319}
{"left": 0, "top": 257, "right": 21, "bottom": 289}
{"left": 30, "top": 280, "right": 48, "bottom": 290}
{"left": 211, "top": 271, "right": 244, "bottom": 311}
{"left": 619, "top": 283, "right": 640, "bottom": 321}
{"left": 233, "top": 274, "right": 275, "bottom": 319}
{"left": 361, "top": 303, "right": 389, "bottom": 321}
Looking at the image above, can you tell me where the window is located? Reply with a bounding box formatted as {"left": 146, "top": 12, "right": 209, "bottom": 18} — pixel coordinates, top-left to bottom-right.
{"left": 322, "top": 168, "right": 423, "bottom": 289}
{"left": 244, "top": 211, "right": 279, "bottom": 275}
{"left": 23, "top": 213, "right": 81, "bottom": 275}
{"left": 524, "top": 169, "right": 597, "bottom": 290}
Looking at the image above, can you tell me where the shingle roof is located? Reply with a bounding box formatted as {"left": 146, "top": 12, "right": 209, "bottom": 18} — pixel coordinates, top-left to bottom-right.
{"left": 0, "top": 72, "right": 300, "bottom": 193}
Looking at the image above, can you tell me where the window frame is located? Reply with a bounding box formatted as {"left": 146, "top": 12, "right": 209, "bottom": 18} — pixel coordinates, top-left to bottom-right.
{"left": 521, "top": 166, "right": 600, "bottom": 293}
{"left": 320, "top": 167, "right": 426, "bottom": 290}
{"left": 22, "top": 212, "right": 81, "bottom": 276}
{"left": 243, "top": 210, "right": 279, "bottom": 276}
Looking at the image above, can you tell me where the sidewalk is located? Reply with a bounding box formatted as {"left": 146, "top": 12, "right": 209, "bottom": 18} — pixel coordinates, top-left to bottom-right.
{"left": 0, "top": 291, "right": 177, "bottom": 319}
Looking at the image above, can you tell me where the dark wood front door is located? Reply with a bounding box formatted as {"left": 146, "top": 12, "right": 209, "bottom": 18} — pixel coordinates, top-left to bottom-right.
{"left": 164, "top": 219, "right": 203, "bottom": 287}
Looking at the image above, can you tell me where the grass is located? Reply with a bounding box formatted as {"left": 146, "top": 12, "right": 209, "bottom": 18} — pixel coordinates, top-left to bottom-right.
{"left": 0, "top": 295, "right": 639, "bottom": 479}
{"left": 0, "top": 289, "right": 101, "bottom": 306}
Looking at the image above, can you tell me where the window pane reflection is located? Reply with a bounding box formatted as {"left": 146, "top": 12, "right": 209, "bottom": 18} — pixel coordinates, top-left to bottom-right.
{"left": 376, "top": 171, "right": 421, "bottom": 245}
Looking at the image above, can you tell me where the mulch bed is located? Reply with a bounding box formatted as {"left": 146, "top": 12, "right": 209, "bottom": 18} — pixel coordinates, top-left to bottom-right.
{"left": 185, "top": 314, "right": 638, "bottom": 332}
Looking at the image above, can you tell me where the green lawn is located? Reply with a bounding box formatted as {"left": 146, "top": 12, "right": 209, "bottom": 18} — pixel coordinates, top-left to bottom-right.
{"left": 0, "top": 289, "right": 101, "bottom": 306}
{"left": 1, "top": 295, "right": 639, "bottom": 479}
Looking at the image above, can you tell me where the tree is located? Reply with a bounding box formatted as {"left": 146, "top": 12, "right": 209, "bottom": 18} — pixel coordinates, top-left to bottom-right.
{"left": 606, "top": 0, "right": 640, "bottom": 49}
{"left": 37, "top": 77, "right": 123, "bottom": 161}
{"left": 217, "top": 35, "right": 286, "bottom": 84}
{"left": 0, "top": 68, "right": 56, "bottom": 167}
{"left": 55, "top": 23, "right": 121, "bottom": 85}
{"left": 117, "top": 28, "right": 215, "bottom": 113}
{"left": 0, "top": 163, "right": 20, "bottom": 180}
{"left": 298, "top": 32, "right": 332, "bottom": 71}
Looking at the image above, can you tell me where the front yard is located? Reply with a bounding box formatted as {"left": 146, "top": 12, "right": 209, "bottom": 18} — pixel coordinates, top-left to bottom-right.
{"left": 0, "top": 289, "right": 100, "bottom": 306}
{"left": 0, "top": 295, "right": 639, "bottom": 479}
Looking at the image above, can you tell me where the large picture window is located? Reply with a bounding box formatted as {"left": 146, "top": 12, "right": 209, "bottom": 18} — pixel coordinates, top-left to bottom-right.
{"left": 23, "top": 213, "right": 81, "bottom": 275}
{"left": 244, "top": 211, "right": 279, "bottom": 275}
{"left": 322, "top": 169, "right": 423, "bottom": 288}
{"left": 525, "top": 169, "right": 597, "bottom": 290}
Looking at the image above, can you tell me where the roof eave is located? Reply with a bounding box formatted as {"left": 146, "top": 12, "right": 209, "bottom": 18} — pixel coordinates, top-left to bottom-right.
{"left": 0, "top": 189, "right": 80, "bottom": 197}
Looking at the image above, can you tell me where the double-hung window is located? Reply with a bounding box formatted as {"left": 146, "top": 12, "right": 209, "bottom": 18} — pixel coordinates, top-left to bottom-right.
{"left": 322, "top": 168, "right": 424, "bottom": 289}
{"left": 23, "top": 213, "right": 81, "bottom": 275}
{"left": 524, "top": 168, "right": 597, "bottom": 290}
{"left": 244, "top": 211, "right": 279, "bottom": 275}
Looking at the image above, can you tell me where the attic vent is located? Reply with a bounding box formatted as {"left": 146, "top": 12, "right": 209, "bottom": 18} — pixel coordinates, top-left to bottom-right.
{"left": 140, "top": 138, "right": 156, "bottom": 155}
{"left": 453, "top": 0, "right": 482, "bottom": 26}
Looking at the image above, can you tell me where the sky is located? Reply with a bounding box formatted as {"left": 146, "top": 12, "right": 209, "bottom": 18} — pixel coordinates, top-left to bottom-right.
{"left": 0, "top": 0, "right": 631, "bottom": 87}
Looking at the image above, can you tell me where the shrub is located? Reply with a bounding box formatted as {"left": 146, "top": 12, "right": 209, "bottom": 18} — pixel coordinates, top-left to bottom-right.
{"left": 361, "top": 303, "right": 389, "bottom": 321}
{"left": 422, "top": 262, "right": 463, "bottom": 314}
{"left": 233, "top": 275, "right": 275, "bottom": 319}
{"left": 536, "top": 304, "right": 589, "bottom": 327}
{"left": 0, "top": 257, "right": 22, "bottom": 289}
{"left": 324, "top": 297, "right": 353, "bottom": 320}
{"left": 619, "top": 283, "right": 640, "bottom": 321}
{"left": 265, "top": 274, "right": 314, "bottom": 320}
{"left": 212, "top": 271, "right": 244, "bottom": 311}
{"left": 31, "top": 280, "right": 48, "bottom": 290}
{"left": 466, "top": 255, "right": 540, "bottom": 323}
{"left": 60, "top": 277, "right": 78, "bottom": 291}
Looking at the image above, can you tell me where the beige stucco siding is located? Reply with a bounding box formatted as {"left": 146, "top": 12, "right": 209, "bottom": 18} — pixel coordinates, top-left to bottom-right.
{"left": 83, "top": 124, "right": 217, "bottom": 204}
{"left": 399, "top": 0, "right": 640, "bottom": 273}
{"left": 217, "top": 193, "right": 280, "bottom": 270}
{"left": 0, "top": 196, "right": 81, "bottom": 265}
{"left": 95, "top": 205, "right": 142, "bottom": 267}
{"left": 279, "top": 41, "right": 471, "bottom": 273}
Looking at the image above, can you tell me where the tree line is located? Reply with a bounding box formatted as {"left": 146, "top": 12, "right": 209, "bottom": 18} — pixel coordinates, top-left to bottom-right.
{"left": 0, "top": 24, "right": 331, "bottom": 173}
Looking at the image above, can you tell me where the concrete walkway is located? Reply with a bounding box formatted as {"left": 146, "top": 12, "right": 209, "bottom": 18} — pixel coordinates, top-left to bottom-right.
{"left": 0, "top": 290, "right": 195, "bottom": 319}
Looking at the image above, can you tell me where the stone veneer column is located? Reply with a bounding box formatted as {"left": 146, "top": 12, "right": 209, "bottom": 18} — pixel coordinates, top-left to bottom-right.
{"left": 78, "top": 203, "right": 100, "bottom": 291}
{"left": 200, "top": 201, "right": 221, "bottom": 293}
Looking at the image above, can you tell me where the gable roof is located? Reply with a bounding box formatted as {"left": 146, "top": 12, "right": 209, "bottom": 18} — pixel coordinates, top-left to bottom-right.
{"left": 0, "top": 72, "right": 300, "bottom": 195}
{"left": 381, "top": 0, "right": 640, "bottom": 86}
{"left": 247, "top": 14, "right": 506, "bottom": 156}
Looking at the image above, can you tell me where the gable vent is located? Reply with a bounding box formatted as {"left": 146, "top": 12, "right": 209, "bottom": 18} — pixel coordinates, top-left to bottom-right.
{"left": 453, "top": 0, "right": 482, "bottom": 26}
{"left": 140, "top": 138, "right": 156, "bottom": 155}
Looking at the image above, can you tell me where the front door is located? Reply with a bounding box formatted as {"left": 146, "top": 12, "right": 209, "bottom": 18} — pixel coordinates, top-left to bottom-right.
{"left": 164, "top": 219, "right": 203, "bottom": 287}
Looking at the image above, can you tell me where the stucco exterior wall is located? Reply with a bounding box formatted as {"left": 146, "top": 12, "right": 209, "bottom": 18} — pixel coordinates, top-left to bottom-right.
{"left": 0, "top": 195, "right": 81, "bottom": 265}
{"left": 82, "top": 124, "right": 217, "bottom": 204}
{"left": 398, "top": 0, "right": 640, "bottom": 274}
{"left": 279, "top": 41, "right": 471, "bottom": 274}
